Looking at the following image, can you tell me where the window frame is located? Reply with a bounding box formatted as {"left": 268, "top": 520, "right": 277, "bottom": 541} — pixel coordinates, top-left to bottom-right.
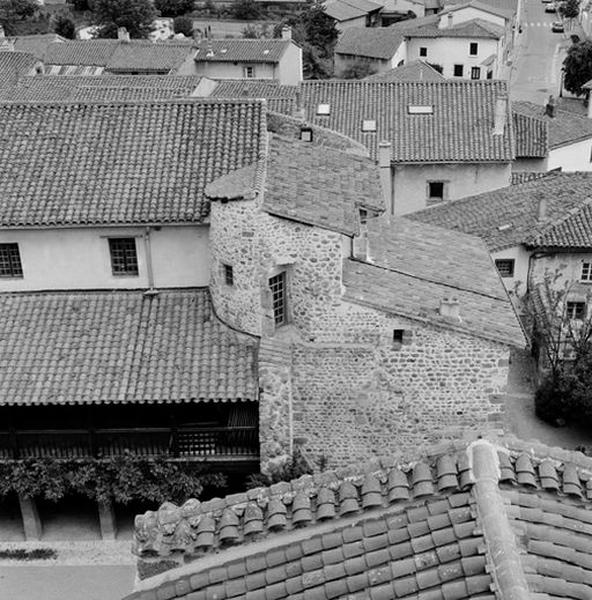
{"left": 566, "top": 301, "right": 586, "bottom": 321}
{"left": 469, "top": 42, "right": 479, "bottom": 56}
{"left": 427, "top": 181, "right": 446, "bottom": 202}
{"left": 453, "top": 64, "right": 464, "bottom": 77}
{"left": 269, "top": 271, "right": 288, "bottom": 327}
{"left": 108, "top": 237, "right": 139, "bottom": 277}
{"left": 0, "top": 242, "right": 23, "bottom": 279}
{"left": 243, "top": 65, "right": 255, "bottom": 78}
{"left": 223, "top": 263, "right": 234, "bottom": 286}
{"left": 419, "top": 46, "right": 428, "bottom": 57}
{"left": 471, "top": 66, "right": 481, "bottom": 80}
{"left": 495, "top": 258, "right": 515, "bottom": 278}
{"left": 581, "top": 261, "right": 592, "bottom": 282}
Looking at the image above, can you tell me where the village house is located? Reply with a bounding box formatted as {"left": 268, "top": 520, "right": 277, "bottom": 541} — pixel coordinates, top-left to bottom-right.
{"left": 127, "top": 435, "right": 592, "bottom": 600}
{"left": 0, "top": 96, "right": 524, "bottom": 538}
{"left": 513, "top": 98, "right": 592, "bottom": 173}
{"left": 408, "top": 172, "right": 592, "bottom": 299}
{"left": 323, "top": 0, "right": 383, "bottom": 30}
{"left": 299, "top": 79, "right": 515, "bottom": 214}
{"left": 191, "top": 30, "right": 302, "bottom": 85}
{"left": 379, "top": 0, "right": 426, "bottom": 25}
{"left": 365, "top": 58, "right": 447, "bottom": 81}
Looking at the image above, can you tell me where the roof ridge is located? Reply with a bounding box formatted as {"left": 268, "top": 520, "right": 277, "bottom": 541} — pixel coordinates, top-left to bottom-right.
{"left": 529, "top": 196, "right": 592, "bottom": 245}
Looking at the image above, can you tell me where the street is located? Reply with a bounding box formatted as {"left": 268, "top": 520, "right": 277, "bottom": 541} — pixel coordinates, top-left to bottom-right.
{"left": 511, "top": 0, "right": 574, "bottom": 103}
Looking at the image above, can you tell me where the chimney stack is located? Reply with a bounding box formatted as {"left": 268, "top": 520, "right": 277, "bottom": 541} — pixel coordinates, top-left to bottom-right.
{"left": 439, "top": 297, "right": 461, "bottom": 321}
{"left": 493, "top": 95, "right": 507, "bottom": 135}
{"left": 281, "top": 25, "right": 292, "bottom": 41}
{"left": 117, "top": 27, "right": 130, "bottom": 42}
{"left": 545, "top": 95, "right": 556, "bottom": 118}
{"left": 378, "top": 141, "right": 394, "bottom": 215}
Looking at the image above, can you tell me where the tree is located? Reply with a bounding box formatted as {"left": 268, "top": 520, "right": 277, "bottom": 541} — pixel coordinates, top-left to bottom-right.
{"left": 0, "top": 0, "right": 38, "bottom": 35}
{"left": 563, "top": 39, "right": 592, "bottom": 96}
{"left": 173, "top": 14, "right": 193, "bottom": 36}
{"left": 67, "top": 0, "right": 92, "bottom": 11}
{"left": 52, "top": 12, "right": 76, "bottom": 39}
{"left": 229, "top": 0, "right": 261, "bottom": 20}
{"left": 154, "top": 0, "right": 194, "bottom": 17}
{"left": 560, "top": 0, "right": 580, "bottom": 26}
{"left": 341, "top": 60, "right": 376, "bottom": 79}
{"left": 92, "top": 0, "right": 157, "bottom": 38}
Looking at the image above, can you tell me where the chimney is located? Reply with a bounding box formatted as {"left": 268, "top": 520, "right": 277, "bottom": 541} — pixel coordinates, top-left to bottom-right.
{"left": 117, "top": 27, "right": 130, "bottom": 42}
{"left": 439, "top": 297, "right": 461, "bottom": 321}
{"left": 378, "top": 141, "right": 394, "bottom": 215}
{"left": 537, "top": 195, "right": 547, "bottom": 221}
{"left": 281, "top": 25, "right": 292, "bottom": 41}
{"left": 292, "top": 89, "right": 305, "bottom": 121}
{"left": 493, "top": 95, "right": 507, "bottom": 136}
{"left": 545, "top": 95, "right": 556, "bottom": 118}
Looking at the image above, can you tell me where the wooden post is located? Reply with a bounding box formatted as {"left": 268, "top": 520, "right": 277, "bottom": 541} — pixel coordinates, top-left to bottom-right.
{"left": 98, "top": 499, "right": 117, "bottom": 540}
{"left": 18, "top": 495, "right": 42, "bottom": 541}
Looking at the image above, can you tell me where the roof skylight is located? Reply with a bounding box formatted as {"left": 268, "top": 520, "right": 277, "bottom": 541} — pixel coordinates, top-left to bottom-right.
{"left": 362, "top": 119, "right": 377, "bottom": 132}
{"left": 408, "top": 105, "right": 434, "bottom": 114}
{"left": 317, "top": 103, "right": 330, "bottom": 115}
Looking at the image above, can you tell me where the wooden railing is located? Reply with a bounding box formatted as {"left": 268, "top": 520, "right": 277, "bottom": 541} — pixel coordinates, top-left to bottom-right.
{"left": 0, "top": 426, "right": 259, "bottom": 460}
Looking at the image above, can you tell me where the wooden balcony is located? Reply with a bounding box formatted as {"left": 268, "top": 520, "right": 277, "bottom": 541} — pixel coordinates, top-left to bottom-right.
{"left": 0, "top": 425, "right": 259, "bottom": 462}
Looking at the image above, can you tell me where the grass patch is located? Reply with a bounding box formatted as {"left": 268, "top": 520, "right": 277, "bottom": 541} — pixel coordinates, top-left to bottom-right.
{"left": 0, "top": 548, "right": 57, "bottom": 560}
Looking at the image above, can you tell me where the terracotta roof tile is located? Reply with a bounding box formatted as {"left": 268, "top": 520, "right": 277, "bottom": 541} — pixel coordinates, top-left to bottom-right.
{"left": 403, "top": 17, "right": 504, "bottom": 39}
{"left": 12, "top": 34, "right": 66, "bottom": 60}
{"left": 324, "top": 0, "right": 381, "bottom": 21}
{"left": 365, "top": 60, "right": 446, "bottom": 82}
{"left": 0, "top": 51, "right": 38, "bottom": 84}
{"left": 335, "top": 26, "right": 407, "bottom": 59}
{"left": 193, "top": 39, "right": 291, "bottom": 63}
{"left": 0, "top": 99, "right": 265, "bottom": 227}
{"left": 301, "top": 80, "right": 514, "bottom": 162}
{"left": 0, "top": 289, "right": 258, "bottom": 406}
{"left": 0, "top": 75, "right": 205, "bottom": 103}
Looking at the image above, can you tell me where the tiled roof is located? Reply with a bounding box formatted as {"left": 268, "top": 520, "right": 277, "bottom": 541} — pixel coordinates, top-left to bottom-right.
{"left": 193, "top": 39, "right": 291, "bottom": 63}
{"left": 343, "top": 217, "right": 525, "bottom": 347}
{"left": 0, "top": 75, "right": 205, "bottom": 103}
{"left": 0, "top": 99, "right": 266, "bottom": 226}
{"left": 511, "top": 108, "right": 548, "bottom": 158}
{"left": 511, "top": 171, "right": 553, "bottom": 185}
{"left": 301, "top": 80, "right": 514, "bottom": 162}
{"left": 209, "top": 79, "right": 298, "bottom": 114}
{"left": 324, "top": 0, "right": 382, "bottom": 21}
{"left": 0, "top": 51, "right": 38, "bottom": 84}
{"left": 402, "top": 17, "right": 504, "bottom": 38}
{"left": 43, "top": 39, "right": 194, "bottom": 72}
{"left": 12, "top": 34, "right": 65, "bottom": 60}
{"left": 513, "top": 100, "right": 592, "bottom": 149}
{"left": 408, "top": 172, "right": 592, "bottom": 251}
{"left": 127, "top": 435, "right": 592, "bottom": 600}
{"left": 443, "top": 0, "right": 518, "bottom": 16}
{"left": 335, "top": 26, "right": 406, "bottom": 59}
{"left": 365, "top": 59, "right": 446, "bottom": 82}
{"left": 0, "top": 289, "right": 258, "bottom": 406}
{"left": 207, "top": 135, "right": 383, "bottom": 236}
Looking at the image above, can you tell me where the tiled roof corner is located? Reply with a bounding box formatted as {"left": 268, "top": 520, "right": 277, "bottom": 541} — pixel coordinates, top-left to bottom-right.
{"left": 365, "top": 59, "right": 446, "bottom": 82}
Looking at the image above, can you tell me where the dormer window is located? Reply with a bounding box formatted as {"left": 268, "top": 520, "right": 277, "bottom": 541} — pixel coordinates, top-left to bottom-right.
{"left": 408, "top": 105, "right": 433, "bottom": 114}
{"left": 317, "top": 103, "right": 330, "bottom": 115}
{"left": 361, "top": 119, "right": 376, "bottom": 132}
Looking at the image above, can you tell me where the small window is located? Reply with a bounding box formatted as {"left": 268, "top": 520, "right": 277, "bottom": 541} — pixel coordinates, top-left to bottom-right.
{"left": 0, "top": 243, "right": 23, "bottom": 278}
{"left": 362, "top": 119, "right": 376, "bottom": 132}
{"left": 109, "top": 238, "right": 138, "bottom": 276}
{"left": 393, "top": 329, "right": 404, "bottom": 345}
{"left": 419, "top": 47, "right": 427, "bottom": 57}
{"left": 317, "top": 103, "right": 330, "bottom": 115}
{"left": 567, "top": 301, "right": 586, "bottom": 320}
{"left": 469, "top": 42, "right": 478, "bottom": 56}
{"left": 269, "top": 271, "right": 287, "bottom": 326}
{"left": 487, "top": 70, "right": 493, "bottom": 79}
{"left": 471, "top": 66, "right": 481, "bottom": 80}
{"left": 495, "top": 258, "right": 515, "bottom": 278}
{"left": 223, "top": 264, "right": 234, "bottom": 286}
{"left": 359, "top": 208, "right": 368, "bottom": 224}
{"left": 453, "top": 64, "right": 463, "bottom": 77}
{"left": 244, "top": 66, "right": 255, "bottom": 78}
{"left": 582, "top": 262, "right": 592, "bottom": 282}
{"left": 300, "top": 127, "right": 313, "bottom": 142}
{"left": 428, "top": 181, "right": 445, "bottom": 201}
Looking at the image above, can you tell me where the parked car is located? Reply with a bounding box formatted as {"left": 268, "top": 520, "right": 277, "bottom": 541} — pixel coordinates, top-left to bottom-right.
{"left": 551, "top": 20, "right": 564, "bottom": 31}
{"left": 542, "top": 0, "right": 553, "bottom": 4}
{"left": 545, "top": 4, "right": 557, "bottom": 11}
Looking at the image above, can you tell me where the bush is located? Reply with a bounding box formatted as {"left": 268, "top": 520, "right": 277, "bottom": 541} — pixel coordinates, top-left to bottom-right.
{"left": 341, "top": 60, "right": 376, "bottom": 79}
{"left": 246, "top": 446, "right": 315, "bottom": 489}
{"left": 535, "top": 375, "right": 570, "bottom": 425}
{"left": 0, "top": 0, "right": 38, "bottom": 35}
{"left": 52, "top": 12, "right": 76, "bottom": 39}
{"left": 229, "top": 0, "right": 260, "bottom": 20}
{"left": 67, "top": 0, "right": 92, "bottom": 11}
{"left": 173, "top": 15, "right": 192, "bottom": 36}
{"left": 154, "top": 0, "right": 194, "bottom": 17}
{"left": 92, "top": 0, "right": 157, "bottom": 38}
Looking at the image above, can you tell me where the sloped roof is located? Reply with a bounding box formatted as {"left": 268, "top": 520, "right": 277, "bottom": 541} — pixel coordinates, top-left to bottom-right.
{"left": 511, "top": 107, "right": 548, "bottom": 158}
{"left": 0, "top": 51, "right": 39, "bottom": 84}
{"left": 301, "top": 80, "right": 514, "bottom": 162}
{"left": 408, "top": 172, "right": 592, "bottom": 251}
{"left": 324, "top": 0, "right": 382, "bottom": 21}
{"left": 43, "top": 39, "right": 194, "bottom": 72}
{"left": 511, "top": 170, "right": 553, "bottom": 185}
{"left": 0, "top": 75, "right": 205, "bottom": 103}
{"left": 403, "top": 17, "right": 504, "bottom": 38}
{"left": 127, "top": 435, "right": 592, "bottom": 600}
{"left": 442, "top": 0, "right": 518, "bottom": 16}
{"left": 335, "top": 25, "right": 407, "bottom": 59}
{"left": 343, "top": 217, "right": 525, "bottom": 347}
{"left": 209, "top": 79, "right": 298, "bottom": 113}
{"left": 513, "top": 101, "right": 592, "bottom": 149}
{"left": 193, "top": 39, "right": 291, "bottom": 63}
{"left": 207, "top": 135, "right": 384, "bottom": 236}
{"left": 0, "top": 289, "right": 258, "bottom": 406}
{"left": 0, "top": 99, "right": 266, "bottom": 227}
{"left": 11, "top": 34, "right": 66, "bottom": 60}
{"left": 365, "top": 59, "right": 446, "bottom": 82}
